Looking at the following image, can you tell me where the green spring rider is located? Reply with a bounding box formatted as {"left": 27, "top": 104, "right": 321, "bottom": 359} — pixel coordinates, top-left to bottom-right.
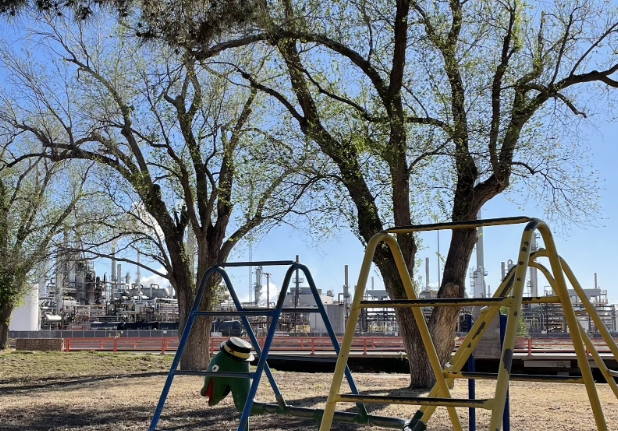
{"left": 200, "top": 337, "right": 255, "bottom": 413}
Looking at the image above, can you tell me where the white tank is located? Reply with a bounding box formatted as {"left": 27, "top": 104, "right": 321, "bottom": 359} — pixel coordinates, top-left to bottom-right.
{"left": 9, "top": 284, "right": 40, "bottom": 331}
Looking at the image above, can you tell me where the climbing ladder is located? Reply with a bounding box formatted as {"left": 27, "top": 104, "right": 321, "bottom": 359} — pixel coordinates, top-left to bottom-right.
{"left": 149, "top": 260, "right": 398, "bottom": 431}
{"left": 319, "top": 217, "right": 618, "bottom": 431}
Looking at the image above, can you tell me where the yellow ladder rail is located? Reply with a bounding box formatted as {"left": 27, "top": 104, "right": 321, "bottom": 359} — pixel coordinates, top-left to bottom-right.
{"left": 319, "top": 218, "right": 611, "bottom": 431}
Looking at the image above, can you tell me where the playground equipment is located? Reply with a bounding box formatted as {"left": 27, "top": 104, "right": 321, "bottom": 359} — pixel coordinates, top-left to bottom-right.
{"left": 149, "top": 217, "right": 618, "bottom": 430}
{"left": 320, "top": 216, "right": 618, "bottom": 431}
{"left": 200, "top": 337, "right": 254, "bottom": 412}
{"left": 148, "top": 260, "right": 406, "bottom": 431}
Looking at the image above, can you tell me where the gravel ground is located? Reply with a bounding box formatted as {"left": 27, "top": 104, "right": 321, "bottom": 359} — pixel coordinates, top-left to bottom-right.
{"left": 1, "top": 351, "right": 618, "bottom": 430}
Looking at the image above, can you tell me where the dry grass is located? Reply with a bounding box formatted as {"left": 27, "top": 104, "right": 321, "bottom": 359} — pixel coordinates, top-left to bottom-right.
{"left": 1, "top": 350, "right": 617, "bottom": 430}
{"left": 0, "top": 349, "right": 172, "bottom": 384}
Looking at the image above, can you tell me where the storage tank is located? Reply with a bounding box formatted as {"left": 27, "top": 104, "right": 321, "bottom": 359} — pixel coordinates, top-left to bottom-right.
{"left": 309, "top": 304, "right": 345, "bottom": 335}
{"left": 9, "top": 284, "right": 40, "bottom": 331}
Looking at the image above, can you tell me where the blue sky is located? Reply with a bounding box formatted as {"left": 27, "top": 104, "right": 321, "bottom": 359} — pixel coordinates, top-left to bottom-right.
{"left": 129, "top": 119, "right": 618, "bottom": 305}
{"left": 2, "top": 11, "right": 614, "bottom": 306}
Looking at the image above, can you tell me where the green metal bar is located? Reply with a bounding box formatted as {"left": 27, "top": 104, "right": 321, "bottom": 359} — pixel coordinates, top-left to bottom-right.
{"left": 337, "top": 394, "right": 493, "bottom": 409}
{"left": 251, "top": 402, "right": 406, "bottom": 428}
{"left": 358, "top": 297, "right": 510, "bottom": 308}
{"left": 384, "top": 216, "right": 533, "bottom": 234}
{"left": 174, "top": 371, "right": 255, "bottom": 378}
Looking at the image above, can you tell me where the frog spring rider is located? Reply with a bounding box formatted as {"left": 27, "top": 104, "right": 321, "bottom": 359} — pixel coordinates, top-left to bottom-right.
{"left": 201, "top": 337, "right": 255, "bottom": 413}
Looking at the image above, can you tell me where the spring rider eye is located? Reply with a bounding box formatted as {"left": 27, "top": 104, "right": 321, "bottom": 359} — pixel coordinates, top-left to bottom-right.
{"left": 200, "top": 337, "right": 255, "bottom": 413}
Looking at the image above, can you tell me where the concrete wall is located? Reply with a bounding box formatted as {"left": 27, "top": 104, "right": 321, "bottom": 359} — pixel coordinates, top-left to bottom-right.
{"left": 15, "top": 338, "right": 64, "bottom": 351}
{"left": 9, "top": 330, "right": 179, "bottom": 339}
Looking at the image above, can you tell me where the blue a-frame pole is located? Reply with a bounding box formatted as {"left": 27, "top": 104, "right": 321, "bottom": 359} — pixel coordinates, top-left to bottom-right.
{"left": 148, "top": 260, "right": 368, "bottom": 431}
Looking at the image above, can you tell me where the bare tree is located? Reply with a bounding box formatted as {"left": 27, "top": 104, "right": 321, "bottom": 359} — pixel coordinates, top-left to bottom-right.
{"left": 168, "top": 0, "right": 616, "bottom": 386}
{"left": 0, "top": 138, "right": 95, "bottom": 348}
{"left": 0, "top": 14, "right": 325, "bottom": 368}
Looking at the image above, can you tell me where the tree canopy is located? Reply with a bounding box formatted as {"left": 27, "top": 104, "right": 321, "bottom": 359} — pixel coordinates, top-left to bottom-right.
{"left": 0, "top": 12, "right": 327, "bottom": 367}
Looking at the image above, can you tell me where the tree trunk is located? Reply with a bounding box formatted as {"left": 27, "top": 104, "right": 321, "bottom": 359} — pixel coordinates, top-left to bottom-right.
{"left": 176, "top": 270, "right": 219, "bottom": 370}
{"left": 0, "top": 303, "right": 12, "bottom": 350}
{"left": 373, "top": 244, "right": 437, "bottom": 387}
{"left": 429, "top": 228, "right": 479, "bottom": 368}
{"left": 396, "top": 308, "right": 435, "bottom": 387}
{"left": 377, "top": 228, "right": 479, "bottom": 388}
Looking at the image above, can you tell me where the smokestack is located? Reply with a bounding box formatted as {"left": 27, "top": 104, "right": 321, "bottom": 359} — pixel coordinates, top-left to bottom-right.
{"left": 425, "top": 258, "right": 430, "bottom": 289}
{"left": 501, "top": 262, "right": 506, "bottom": 281}
{"left": 595, "top": 273, "right": 598, "bottom": 289}
{"left": 111, "top": 242, "right": 117, "bottom": 282}
{"left": 255, "top": 266, "right": 262, "bottom": 306}
{"left": 343, "top": 265, "right": 349, "bottom": 303}
{"left": 117, "top": 264, "right": 122, "bottom": 288}
{"left": 136, "top": 251, "right": 141, "bottom": 286}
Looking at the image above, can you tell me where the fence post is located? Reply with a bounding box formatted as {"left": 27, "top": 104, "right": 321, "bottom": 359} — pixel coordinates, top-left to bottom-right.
{"left": 363, "top": 338, "right": 367, "bottom": 355}
{"left": 161, "top": 338, "right": 167, "bottom": 355}
{"left": 528, "top": 337, "right": 532, "bottom": 355}
{"left": 311, "top": 337, "right": 315, "bottom": 354}
{"left": 66, "top": 339, "right": 70, "bottom": 352}
{"left": 113, "top": 337, "right": 117, "bottom": 354}
{"left": 210, "top": 337, "right": 214, "bottom": 355}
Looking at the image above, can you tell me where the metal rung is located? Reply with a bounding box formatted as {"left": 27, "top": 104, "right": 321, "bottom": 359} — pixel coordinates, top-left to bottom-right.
{"left": 241, "top": 307, "right": 323, "bottom": 313}
{"left": 359, "top": 297, "right": 510, "bottom": 308}
{"left": 384, "top": 216, "right": 533, "bottom": 233}
{"left": 608, "top": 369, "right": 618, "bottom": 377}
{"left": 174, "top": 370, "right": 256, "bottom": 378}
{"left": 217, "top": 260, "right": 295, "bottom": 267}
{"left": 259, "top": 354, "right": 337, "bottom": 362}
{"left": 337, "top": 394, "right": 493, "bottom": 409}
{"left": 446, "top": 371, "right": 584, "bottom": 384}
{"left": 193, "top": 310, "right": 274, "bottom": 316}
{"left": 522, "top": 295, "right": 561, "bottom": 304}
{"left": 281, "top": 307, "right": 324, "bottom": 313}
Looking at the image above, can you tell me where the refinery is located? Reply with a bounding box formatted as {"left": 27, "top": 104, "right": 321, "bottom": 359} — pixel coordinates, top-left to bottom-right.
{"left": 8, "top": 228, "right": 618, "bottom": 338}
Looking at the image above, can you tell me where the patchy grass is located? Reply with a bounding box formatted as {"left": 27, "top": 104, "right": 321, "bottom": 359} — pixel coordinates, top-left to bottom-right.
{"left": 0, "top": 350, "right": 172, "bottom": 383}
{"left": 1, "top": 350, "right": 617, "bottom": 430}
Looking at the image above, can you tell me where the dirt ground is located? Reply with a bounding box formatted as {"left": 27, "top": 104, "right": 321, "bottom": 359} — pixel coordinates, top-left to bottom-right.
{"left": 1, "top": 351, "right": 618, "bottom": 430}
